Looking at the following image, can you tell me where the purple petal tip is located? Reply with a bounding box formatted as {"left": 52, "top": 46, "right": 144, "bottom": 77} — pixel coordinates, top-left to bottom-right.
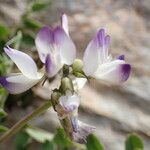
{"left": 117, "top": 55, "right": 125, "bottom": 60}
{"left": 120, "top": 64, "right": 131, "bottom": 82}
{"left": 0, "top": 77, "right": 8, "bottom": 87}
{"left": 4, "top": 46, "right": 11, "bottom": 53}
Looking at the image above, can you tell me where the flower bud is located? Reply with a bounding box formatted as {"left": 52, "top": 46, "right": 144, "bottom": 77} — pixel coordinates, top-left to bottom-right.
{"left": 60, "top": 77, "right": 74, "bottom": 94}
{"left": 72, "top": 59, "right": 87, "bottom": 78}
{"left": 72, "top": 59, "right": 83, "bottom": 73}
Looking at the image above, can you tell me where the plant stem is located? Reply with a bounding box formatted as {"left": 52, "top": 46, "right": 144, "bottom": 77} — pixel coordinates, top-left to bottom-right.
{"left": 0, "top": 101, "right": 51, "bottom": 143}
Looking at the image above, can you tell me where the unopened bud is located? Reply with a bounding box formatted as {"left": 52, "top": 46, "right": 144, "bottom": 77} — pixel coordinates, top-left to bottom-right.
{"left": 60, "top": 77, "right": 74, "bottom": 94}
{"left": 72, "top": 59, "right": 86, "bottom": 78}
{"left": 72, "top": 59, "right": 83, "bottom": 73}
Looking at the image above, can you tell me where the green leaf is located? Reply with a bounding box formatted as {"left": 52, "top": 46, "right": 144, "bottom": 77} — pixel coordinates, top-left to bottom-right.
{"left": 0, "top": 125, "right": 8, "bottom": 132}
{"left": 125, "top": 133, "right": 144, "bottom": 150}
{"left": 6, "top": 31, "right": 22, "bottom": 49}
{"left": 25, "top": 127, "right": 53, "bottom": 143}
{"left": 0, "top": 108, "right": 7, "bottom": 118}
{"left": 0, "top": 25, "right": 10, "bottom": 38}
{"left": 42, "top": 141, "right": 55, "bottom": 150}
{"left": 23, "top": 18, "right": 42, "bottom": 30}
{"left": 0, "top": 40, "right": 6, "bottom": 52}
{"left": 15, "top": 131, "right": 30, "bottom": 150}
{"left": 53, "top": 128, "right": 72, "bottom": 148}
{"left": 31, "top": 2, "right": 50, "bottom": 12}
{"left": 22, "top": 34, "right": 35, "bottom": 47}
{"left": 86, "top": 134, "right": 105, "bottom": 150}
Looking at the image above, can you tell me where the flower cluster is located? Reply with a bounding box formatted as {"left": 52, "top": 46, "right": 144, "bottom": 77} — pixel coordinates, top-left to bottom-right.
{"left": 0, "top": 14, "right": 131, "bottom": 143}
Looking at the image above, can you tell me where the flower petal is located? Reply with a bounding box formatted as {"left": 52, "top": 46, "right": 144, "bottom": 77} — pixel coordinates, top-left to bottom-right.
{"left": 54, "top": 27, "right": 76, "bottom": 65}
{"left": 97, "top": 29, "right": 111, "bottom": 63}
{"left": 73, "top": 78, "right": 87, "bottom": 90}
{"left": 93, "top": 60, "right": 131, "bottom": 84}
{"left": 83, "top": 37, "right": 100, "bottom": 76}
{"left": 72, "top": 121, "right": 95, "bottom": 144}
{"left": 0, "top": 73, "right": 42, "bottom": 94}
{"left": 61, "top": 14, "right": 69, "bottom": 36}
{"left": 97, "top": 29, "right": 105, "bottom": 46}
{"left": 59, "top": 93, "right": 80, "bottom": 112}
{"left": 83, "top": 29, "right": 111, "bottom": 76}
{"left": 35, "top": 26, "right": 53, "bottom": 63}
{"left": 45, "top": 54, "right": 62, "bottom": 77}
{"left": 71, "top": 116, "right": 78, "bottom": 132}
{"left": 4, "top": 47, "right": 38, "bottom": 78}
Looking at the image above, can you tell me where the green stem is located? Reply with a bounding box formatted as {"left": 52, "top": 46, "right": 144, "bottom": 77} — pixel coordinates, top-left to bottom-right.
{"left": 0, "top": 101, "right": 51, "bottom": 143}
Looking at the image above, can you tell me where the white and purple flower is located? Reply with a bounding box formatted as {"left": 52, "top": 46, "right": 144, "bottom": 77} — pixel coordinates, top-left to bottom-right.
{"left": 35, "top": 14, "right": 76, "bottom": 78}
{"left": 59, "top": 92, "right": 80, "bottom": 113}
{"left": 59, "top": 93, "right": 95, "bottom": 143}
{"left": 83, "top": 29, "right": 131, "bottom": 84}
{"left": 72, "top": 121, "right": 96, "bottom": 144}
{"left": 0, "top": 47, "right": 43, "bottom": 94}
{"left": 58, "top": 92, "right": 80, "bottom": 131}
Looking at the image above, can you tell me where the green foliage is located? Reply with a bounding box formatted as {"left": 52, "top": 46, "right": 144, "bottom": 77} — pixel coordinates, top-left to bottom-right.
{"left": 23, "top": 18, "right": 42, "bottom": 30}
{"left": 86, "top": 134, "right": 105, "bottom": 150}
{"left": 0, "top": 25, "right": 10, "bottom": 39}
{"left": 0, "top": 54, "right": 12, "bottom": 122}
{"left": 31, "top": 1, "right": 51, "bottom": 12}
{"left": 42, "top": 141, "right": 56, "bottom": 150}
{"left": 6, "top": 31, "right": 22, "bottom": 49}
{"left": 125, "top": 133, "right": 144, "bottom": 150}
{"left": 0, "top": 39, "right": 6, "bottom": 52}
{"left": 21, "top": 33, "right": 35, "bottom": 47}
{"left": 25, "top": 127, "right": 53, "bottom": 143}
{"left": 15, "top": 131, "right": 31, "bottom": 150}
{"left": 0, "top": 108, "right": 7, "bottom": 118}
{"left": 0, "top": 125, "right": 8, "bottom": 133}
{"left": 53, "top": 128, "right": 72, "bottom": 148}
{"left": 0, "top": 24, "right": 10, "bottom": 52}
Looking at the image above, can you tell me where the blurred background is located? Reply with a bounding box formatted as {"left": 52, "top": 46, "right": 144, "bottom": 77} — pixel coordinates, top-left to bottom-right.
{"left": 0, "top": 0, "right": 150, "bottom": 150}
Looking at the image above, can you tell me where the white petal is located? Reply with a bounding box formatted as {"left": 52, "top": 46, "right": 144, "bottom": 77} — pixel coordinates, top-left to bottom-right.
{"left": 93, "top": 60, "right": 131, "bottom": 84}
{"left": 35, "top": 26, "right": 53, "bottom": 63}
{"left": 61, "top": 14, "right": 69, "bottom": 36}
{"left": 0, "top": 73, "right": 42, "bottom": 94}
{"left": 72, "top": 120, "right": 95, "bottom": 144}
{"left": 73, "top": 78, "right": 87, "bottom": 90}
{"left": 83, "top": 38, "right": 100, "bottom": 76}
{"left": 59, "top": 93, "right": 80, "bottom": 112}
{"left": 83, "top": 29, "right": 111, "bottom": 76}
{"left": 54, "top": 27, "right": 76, "bottom": 65}
{"left": 4, "top": 47, "right": 38, "bottom": 78}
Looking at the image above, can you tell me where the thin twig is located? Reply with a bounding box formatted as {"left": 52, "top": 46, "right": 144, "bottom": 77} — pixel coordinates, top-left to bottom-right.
{"left": 0, "top": 101, "right": 51, "bottom": 143}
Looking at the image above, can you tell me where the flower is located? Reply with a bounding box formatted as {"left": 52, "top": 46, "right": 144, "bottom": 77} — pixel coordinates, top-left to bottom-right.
{"left": 0, "top": 47, "right": 43, "bottom": 94}
{"left": 58, "top": 92, "right": 95, "bottom": 143}
{"left": 72, "top": 121, "right": 95, "bottom": 144}
{"left": 59, "top": 92, "right": 80, "bottom": 113}
{"left": 83, "top": 29, "right": 131, "bottom": 84}
{"left": 59, "top": 92, "right": 80, "bottom": 131}
{"left": 35, "top": 14, "right": 76, "bottom": 78}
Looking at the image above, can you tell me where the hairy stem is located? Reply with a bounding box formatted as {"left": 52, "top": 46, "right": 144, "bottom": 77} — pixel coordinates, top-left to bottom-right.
{"left": 0, "top": 101, "right": 51, "bottom": 143}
